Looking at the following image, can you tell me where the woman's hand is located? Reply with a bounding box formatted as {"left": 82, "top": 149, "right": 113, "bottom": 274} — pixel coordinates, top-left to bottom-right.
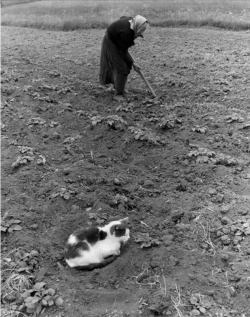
{"left": 133, "top": 63, "right": 141, "bottom": 73}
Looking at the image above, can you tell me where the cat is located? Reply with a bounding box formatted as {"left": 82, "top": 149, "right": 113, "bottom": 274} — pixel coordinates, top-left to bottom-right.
{"left": 64, "top": 217, "right": 130, "bottom": 269}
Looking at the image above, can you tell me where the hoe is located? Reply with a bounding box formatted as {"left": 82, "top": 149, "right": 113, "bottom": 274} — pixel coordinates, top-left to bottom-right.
{"left": 135, "top": 67, "right": 157, "bottom": 98}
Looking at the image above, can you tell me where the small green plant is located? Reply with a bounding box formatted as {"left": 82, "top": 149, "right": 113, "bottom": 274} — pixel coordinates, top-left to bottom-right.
{"left": 129, "top": 126, "right": 165, "bottom": 145}
{"left": 90, "top": 115, "right": 103, "bottom": 126}
{"left": 226, "top": 114, "right": 244, "bottom": 123}
{"left": 50, "top": 187, "right": 77, "bottom": 200}
{"left": 189, "top": 293, "right": 212, "bottom": 315}
{"left": 89, "top": 114, "right": 127, "bottom": 130}
{"left": 27, "top": 117, "right": 46, "bottom": 127}
{"left": 1, "top": 219, "right": 22, "bottom": 233}
{"left": 191, "top": 125, "right": 208, "bottom": 133}
{"left": 105, "top": 115, "right": 127, "bottom": 130}
{"left": 14, "top": 250, "right": 39, "bottom": 273}
{"left": 157, "top": 115, "right": 182, "bottom": 130}
{"left": 63, "top": 134, "right": 82, "bottom": 144}
{"left": 187, "top": 147, "right": 241, "bottom": 166}
{"left": 134, "top": 232, "right": 161, "bottom": 248}
{"left": 21, "top": 282, "right": 63, "bottom": 315}
{"left": 187, "top": 148, "right": 216, "bottom": 162}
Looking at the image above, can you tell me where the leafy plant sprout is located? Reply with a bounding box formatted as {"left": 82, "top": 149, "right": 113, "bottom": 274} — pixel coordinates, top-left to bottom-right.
{"left": 21, "top": 282, "right": 63, "bottom": 315}
{"left": 128, "top": 125, "right": 164, "bottom": 145}
{"left": 2, "top": 248, "right": 25, "bottom": 274}
{"left": 89, "top": 114, "right": 127, "bottom": 129}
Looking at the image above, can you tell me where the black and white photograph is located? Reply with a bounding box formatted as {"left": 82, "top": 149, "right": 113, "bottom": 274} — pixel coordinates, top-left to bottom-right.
{"left": 1, "top": 0, "right": 250, "bottom": 316}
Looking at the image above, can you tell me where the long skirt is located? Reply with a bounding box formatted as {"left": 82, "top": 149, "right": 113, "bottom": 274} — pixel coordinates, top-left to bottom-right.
{"left": 99, "top": 32, "right": 131, "bottom": 95}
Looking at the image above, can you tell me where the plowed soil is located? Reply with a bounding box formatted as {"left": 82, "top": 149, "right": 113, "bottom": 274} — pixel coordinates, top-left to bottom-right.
{"left": 1, "top": 26, "right": 250, "bottom": 317}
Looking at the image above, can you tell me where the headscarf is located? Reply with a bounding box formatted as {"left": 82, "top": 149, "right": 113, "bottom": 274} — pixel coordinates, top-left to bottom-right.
{"left": 129, "top": 15, "right": 147, "bottom": 38}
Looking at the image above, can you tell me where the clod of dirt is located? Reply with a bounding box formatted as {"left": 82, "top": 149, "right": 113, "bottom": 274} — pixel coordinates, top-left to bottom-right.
{"left": 71, "top": 205, "right": 80, "bottom": 213}
{"left": 191, "top": 309, "right": 201, "bottom": 316}
{"left": 36, "top": 155, "right": 46, "bottom": 165}
{"left": 192, "top": 126, "right": 208, "bottom": 134}
{"left": 148, "top": 300, "right": 170, "bottom": 316}
{"left": 208, "top": 188, "right": 217, "bottom": 195}
{"left": 171, "top": 210, "right": 184, "bottom": 223}
{"left": 220, "top": 253, "right": 229, "bottom": 262}
{"left": 47, "top": 70, "right": 61, "bottom": 77}
{"left": 176, "top": 180, "right": 188, "bottom": 191}
{"left": 12, "top": 156, "right": 34, "bottom": 169}
{"left": 113, "top": 178, "right": 121, "bottom": 185}
{"left": 221, "top": 235, "right": 231, "bottom": 245}
{"left": 1, "top": 219, "right": 22, "bottom": 233}
{"left": 49, "top": 121, "right": 60, "bottom": 127}
{"left": 220, "top": 205, "right": 231, "bottom": 214}
{"left": 3, "top": 294, "right": 17, "bottom": 303}
{"left": 241, "top": 122, "right": 250, "bottom": 129}
{"left": 221, "top": 217, "right": 231, "bottom": 225}
{"left": 226, "top": 114, "right": 244, "bottom": 123}
{"left": 162, "top": 234, "right": 174, "bottom": 247}
{"left": 28, "top": 117, "right": 46, "bottom": 126}
{"left": 143, "top": 179, "right": 154, "bottom": 188}
{"left": 212, "top": 193, "right": 224, "bottom": 203}
{"left": 50, "top": 132, "right": 61, "bottom": 140}
{"left": 1, "top": 123, "right": 7, "bottom": 131}
{"left": 29, "top": 224, "right": 38, "bottom": 230}
{"left": 169, "top": 255, "right": 179, "bottom": 266}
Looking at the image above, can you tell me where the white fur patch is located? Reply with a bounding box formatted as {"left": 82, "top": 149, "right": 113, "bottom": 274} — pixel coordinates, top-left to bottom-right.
{"left": 67, "top": 234, "right": 78, "bottom": 245}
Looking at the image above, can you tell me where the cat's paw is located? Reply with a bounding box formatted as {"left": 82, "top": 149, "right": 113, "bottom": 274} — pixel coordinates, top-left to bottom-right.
{"left": 114, "top": 249, "right": 120, "bottom": 256}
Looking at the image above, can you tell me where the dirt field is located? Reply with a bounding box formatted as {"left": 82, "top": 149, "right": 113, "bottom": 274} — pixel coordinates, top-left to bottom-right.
{"left": 1, "top": 25, "right": 250, "bottom": 317}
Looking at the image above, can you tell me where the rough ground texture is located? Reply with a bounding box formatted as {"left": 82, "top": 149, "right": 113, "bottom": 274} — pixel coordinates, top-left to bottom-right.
{"left": 1, "top": 26, "right": 250, "bottom": 317}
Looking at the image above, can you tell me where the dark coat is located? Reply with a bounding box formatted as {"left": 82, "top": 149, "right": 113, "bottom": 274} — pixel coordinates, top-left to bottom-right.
{"left": 100, "top": 17, "right": 135, "bottom": 87}
{"left": 106, "top": 17, "right": 135, "bottom": 67}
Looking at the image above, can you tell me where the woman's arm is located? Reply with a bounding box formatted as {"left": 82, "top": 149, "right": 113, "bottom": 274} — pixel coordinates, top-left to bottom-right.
{"left": 120, "top": 50, "right": 134, "bottom": 68}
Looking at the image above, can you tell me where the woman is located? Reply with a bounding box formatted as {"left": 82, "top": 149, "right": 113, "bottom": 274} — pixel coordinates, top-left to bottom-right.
{"left": 100, "top": 15, "right": 148, "bottom": 101}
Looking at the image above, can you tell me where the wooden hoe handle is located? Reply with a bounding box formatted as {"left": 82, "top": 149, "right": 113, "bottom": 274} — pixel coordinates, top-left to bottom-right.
{"left": 136, "top": 68, "right": 157, "bottom": 98}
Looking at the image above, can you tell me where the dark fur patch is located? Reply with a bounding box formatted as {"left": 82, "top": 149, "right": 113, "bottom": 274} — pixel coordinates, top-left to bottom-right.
{"left": 64, "top": 241, "right": 89, "bottom": 260}
{"left": 99, "top": 230, "right": 107, "bottom": 240}
{"left": 114, "top": 227, "right": 126, "bottom": 237}
{"left": 110, "top": 224, "right": 126, "bottom": 237}
{"left": 74, "top": 226, "right": 100, "bottom": 245}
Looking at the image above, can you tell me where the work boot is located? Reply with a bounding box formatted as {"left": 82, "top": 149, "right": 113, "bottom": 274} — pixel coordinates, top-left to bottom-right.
{"left": 113, "top": 95, "right": 125, "bottom": 102}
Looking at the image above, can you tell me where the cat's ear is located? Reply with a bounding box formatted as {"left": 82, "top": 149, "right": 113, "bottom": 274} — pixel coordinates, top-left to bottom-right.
{"left": 99, "top": 230, "right": 107, "bottom": 240}
{"left": 120, "top": 217, "right": 129, "bottom": 223}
